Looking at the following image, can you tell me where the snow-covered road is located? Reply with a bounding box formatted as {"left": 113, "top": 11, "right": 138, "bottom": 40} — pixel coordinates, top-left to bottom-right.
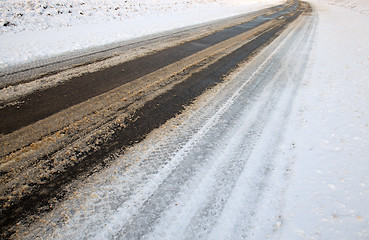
{"left": 1, "top": 2, "right": 310, "bottom": 237}
{"left": 14, "top": 5, "right": 317, "bottom": 239}
{"left": 1, "top": 0, "right": 368, "bottom": 239}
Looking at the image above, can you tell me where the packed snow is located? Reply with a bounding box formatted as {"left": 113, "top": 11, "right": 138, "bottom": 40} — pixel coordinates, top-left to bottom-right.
{"left": 0, "top": 0, "right": 283, "bottom": 69}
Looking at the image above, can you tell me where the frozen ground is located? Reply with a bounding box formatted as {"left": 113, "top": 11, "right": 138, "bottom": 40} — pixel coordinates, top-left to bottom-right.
{"left": 0, "top": 0, "right": 283, "bottom": 69}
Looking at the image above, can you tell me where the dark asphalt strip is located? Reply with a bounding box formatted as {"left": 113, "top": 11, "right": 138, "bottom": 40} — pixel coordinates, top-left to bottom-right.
{"left": 0, "top": 1, "right": 298, "bottom": 134}
{"left": 0, "top": 6, "right": 305, "bottom": 238}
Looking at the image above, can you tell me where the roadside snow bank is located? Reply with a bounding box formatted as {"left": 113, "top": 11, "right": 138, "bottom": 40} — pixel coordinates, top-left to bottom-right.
{"left": 279, "top": 0, "right": 369, "bottom": 239}
{"left": 0, "top": 0, "right": 284, "bottom": 69}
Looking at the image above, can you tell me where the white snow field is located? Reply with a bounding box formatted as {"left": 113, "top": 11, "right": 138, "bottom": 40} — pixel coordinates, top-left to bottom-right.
{"left": 277, "top": 0, "right": 369, "bottom": 238}
{"left": 2, "top": 0, "right": 369, "bottom": 239}
{"left": 0, "top": 0, "right": 283, "bottom": 69}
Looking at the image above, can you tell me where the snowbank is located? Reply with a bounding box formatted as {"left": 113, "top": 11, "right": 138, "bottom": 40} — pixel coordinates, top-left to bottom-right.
{"left": 0, "top": 0, "right": 284, "bottom": 69}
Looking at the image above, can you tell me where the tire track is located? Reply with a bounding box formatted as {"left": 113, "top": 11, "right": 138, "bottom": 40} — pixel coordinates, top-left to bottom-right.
{"left": 0, "top": 1, "right": 310, "bottom": 238}
{"left": 16, "top": 4, "right": 315, "bottom": 239}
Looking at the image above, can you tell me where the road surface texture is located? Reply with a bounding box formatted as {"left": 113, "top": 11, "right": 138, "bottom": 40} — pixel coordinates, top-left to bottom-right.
{"left": 0, "top": 0, "right": 315, "bottom": 238}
